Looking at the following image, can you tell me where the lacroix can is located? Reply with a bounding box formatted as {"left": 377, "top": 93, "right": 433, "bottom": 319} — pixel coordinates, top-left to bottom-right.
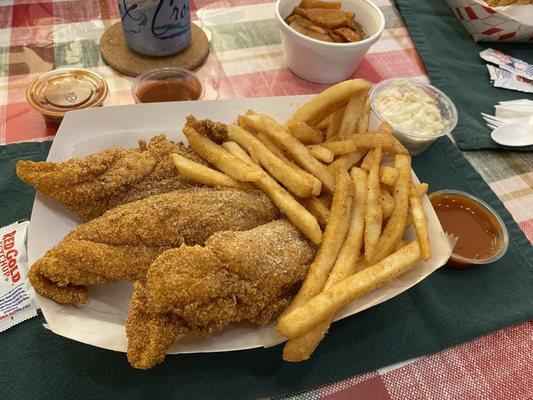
{"left": 118, "top": 0, "right": 191, "bottom": 57}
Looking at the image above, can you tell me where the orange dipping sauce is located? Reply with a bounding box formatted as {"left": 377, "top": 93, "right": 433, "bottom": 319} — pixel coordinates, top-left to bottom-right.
{"left": 137, "top": 79, "right": 202, "bottom": 103}
{"left": 132, "top": 68, "right": 204, "bottom": 104}
{"left": 429, "top": 191, "right": 507, "bottom": 269}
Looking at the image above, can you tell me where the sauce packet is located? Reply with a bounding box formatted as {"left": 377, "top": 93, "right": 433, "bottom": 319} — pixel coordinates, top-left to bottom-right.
{"left": 486, "top": 65, "right": 533, "bottom": 94}
{"left": 480, "top": 48, "right": 533, "bottom": 81}
{"left": 0, "top": 221, "right": 38, "bottom": 332}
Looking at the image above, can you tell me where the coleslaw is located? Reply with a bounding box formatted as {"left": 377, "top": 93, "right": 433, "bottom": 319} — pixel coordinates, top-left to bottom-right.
{"left": 374, "top": 79, "right": 446, "bottom": 136}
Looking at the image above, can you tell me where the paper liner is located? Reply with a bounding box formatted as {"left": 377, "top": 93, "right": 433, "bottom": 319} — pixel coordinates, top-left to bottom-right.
{"left": 445, "top": 0, "right": 533, "bottom": 42}
{"left": 25, "top": 97, "right": 455, "bottom": 354}
{"left": 30, "top": 161, "right": 454, "bottom": 354}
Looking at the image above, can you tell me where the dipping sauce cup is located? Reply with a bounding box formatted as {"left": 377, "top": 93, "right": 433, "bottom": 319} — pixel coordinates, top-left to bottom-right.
{"left": 26, "top": 68, "right": 108, "bottom": 126}
{"left": 275, "top": 0, "right": 385, "bottom": 83}
{"left": 370, "top": 78, "right": 458, "bottom": 156}
{"left": 132, "top": 67, "right": 204, "bottom": 103}
{"left": 429, "top": 190, "right": 509, "bottom": 269}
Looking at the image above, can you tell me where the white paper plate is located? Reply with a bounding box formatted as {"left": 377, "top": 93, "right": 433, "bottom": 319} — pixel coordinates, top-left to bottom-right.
{"left": 27, "top": 96, "right": 454, "bottom": 354}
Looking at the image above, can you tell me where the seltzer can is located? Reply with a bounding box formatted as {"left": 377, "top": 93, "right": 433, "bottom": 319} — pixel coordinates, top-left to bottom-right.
{"left": 118, "top": 0, "right": 191, "bottom": 57}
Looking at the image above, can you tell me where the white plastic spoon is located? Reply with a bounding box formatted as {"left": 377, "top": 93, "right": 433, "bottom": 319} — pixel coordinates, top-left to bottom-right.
{"left": 491, "top": 116, "right": 533, "bottom": 147}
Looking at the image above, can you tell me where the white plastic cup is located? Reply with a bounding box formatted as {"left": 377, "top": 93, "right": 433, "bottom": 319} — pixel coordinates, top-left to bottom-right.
{"left": 275, "top": 0, "right": 385, "bottom": 84}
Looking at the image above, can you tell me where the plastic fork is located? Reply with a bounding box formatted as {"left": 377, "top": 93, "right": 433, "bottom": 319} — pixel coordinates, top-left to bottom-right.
{"left": 481, "top": 113, "right": 531, "bottom": 130}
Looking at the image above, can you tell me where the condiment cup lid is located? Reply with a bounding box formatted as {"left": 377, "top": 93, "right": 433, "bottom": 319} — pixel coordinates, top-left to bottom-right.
{"left": 26, "top": 68, "right": 108, "bottom": 118}
{"left": 429, "top": 189, "right": 509, "bottom": 265}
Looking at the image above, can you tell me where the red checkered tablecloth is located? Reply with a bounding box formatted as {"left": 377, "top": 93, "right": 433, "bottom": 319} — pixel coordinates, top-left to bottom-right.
{"left": 0, "top": 1, "right": 531, "bottom": 399}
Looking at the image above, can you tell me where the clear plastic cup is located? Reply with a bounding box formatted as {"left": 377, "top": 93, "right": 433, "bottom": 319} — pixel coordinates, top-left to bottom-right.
{"left": 132, "top": 67, "right": 204, "bottom": 103}
{"left": 429, "top": 189, "right": 509, "bottom": 269}
{"left": 370, "top": 78, "right": 458, "bottom": 156}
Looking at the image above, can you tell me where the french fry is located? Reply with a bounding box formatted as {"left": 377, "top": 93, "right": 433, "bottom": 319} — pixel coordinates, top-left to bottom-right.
{"left": 379, "top": 121, "right": 393, "bottom": 135}
{"left": 346, "top": 133, "right": 408, "bottom": 155}
{"left": 307, "top": 145, "right": 334, "bottom": 163}
{"left": 380, "top": 166, "right": 399, "bottom": 187}
{"left": 406, "top": 211, "right": 413, "bottom": 228}
{"left": 287, "top": 121, "right": 324, "bottom": 144}
{"left": 305, "top": 176, "right": 323, "bottom": 197}
{"left": 300, "top": 196, "right": 329, "bottom": 228}
{"left": 243, "top": 112, "right": 336, "bottom": 192}
{"left": 328, "top": 151, "right": 364, "bottom": 172}
{"left": 300, "top": 0, "right": 341, "bottom": 8}
{"left": 287, "top": 79, "right": 372, "bottom": 126}
{"left": 364, "top": 147, "right": 383, "bottom": 260}
{"left": 353, "top": 258, "right": 368, "bottom": 273}
{"left": 237, "top": 114, "right": 253, "bottom": 131}
{"left": 254, "top": 129, "right": 322, "bottom": 196}
{"left": 338, "top": 94, "right": 366, "bottom": 137}
{"left": 223, "top": 141, "right": 323, "bottom": 244}
{"left": 221, "top": 141, "right": 248, "bottom": 158}
{"left": 183, "top": 127, "right": 264, "bottom": 182}
{"left": 316, "top": 114, "right": 331, "bottom": 131}
{"left": 326, "top": 107, "right": 344, "bottom": 140}
{"left": 276, "top": 241, "right": 421, "bottom": 339}
{"left": 410, "top": 183, "right": 431, "bottom": 261}
{"left": 357, "top": 97, "right": 371, "bottom": 134}
{"left": 411, "top": 183, "right": 428, "bottom": 198}
{"left": 171, "top": 153, "right": 253, "bottom": 190}
{"left": 227, "top": 124, "right": 317, "bottom": 198}
{"left": 368, "top": 154, "right": 412, "bottom": 264}
{"left": 381, "top": 187, "right": 394, "bottom": 220}
{"left": 318, "top": 193, "right": 332, "bottom": 208}
{"left": 360, "top": 149, "right": 374, "bottom": 172}
{"left": 283, "top": 167, "right": 366, "bottom": 361}
{"left": 322, "top": 139, "right": 358, "bottom": 155}
{"left": 277, "top": 169, "right": 354, "bottom": 322}
{"left": 394, "top": 239, "right": 409, "bottom": 252}
{"left": 255, "top": 130, "right": 289, "bottom": 159}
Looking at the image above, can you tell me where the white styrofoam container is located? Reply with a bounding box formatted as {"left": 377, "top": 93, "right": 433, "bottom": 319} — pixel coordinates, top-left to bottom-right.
{"left": 275, "top": 0, "right": 385, "bottom": 83}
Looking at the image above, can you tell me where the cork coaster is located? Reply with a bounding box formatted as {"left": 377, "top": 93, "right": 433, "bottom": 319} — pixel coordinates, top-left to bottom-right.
{"left": 99, "top": 22, "right": 210, "bottom": 77}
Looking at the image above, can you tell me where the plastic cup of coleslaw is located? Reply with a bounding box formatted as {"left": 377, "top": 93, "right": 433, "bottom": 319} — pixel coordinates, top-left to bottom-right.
{"left": 369, "top": 78, "right": 458, "bottom": 156}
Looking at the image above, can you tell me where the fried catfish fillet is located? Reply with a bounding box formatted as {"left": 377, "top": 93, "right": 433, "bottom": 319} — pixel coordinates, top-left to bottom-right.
{"left": 126, "top": 219, "right": 316, "bottom": 369}
{"left": 16, "top": 135, "right": 206, "bottom": 220}
{"left": 185, "top": 115, "right": 228, "bottom": 144}
{"left": 29, "top": 188, "right": 279, "bottom": 307}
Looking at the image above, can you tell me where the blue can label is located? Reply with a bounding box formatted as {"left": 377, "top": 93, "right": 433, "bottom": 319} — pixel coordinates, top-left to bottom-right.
{"left": 119, "top": 0, "right": 191, "bottom": 56}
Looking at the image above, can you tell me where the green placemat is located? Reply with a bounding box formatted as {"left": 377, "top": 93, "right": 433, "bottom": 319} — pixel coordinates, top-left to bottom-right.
{"left": 0, "top": 141, "right": 52, "bottom": 226}
{"left": 395, "top": 0, "right": 533, "bottom": 152}
{"left": 2, "top": 139, "right": 532, "bottom": 400}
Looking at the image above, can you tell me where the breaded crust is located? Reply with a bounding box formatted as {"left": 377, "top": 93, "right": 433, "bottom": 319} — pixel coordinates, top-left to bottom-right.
{"left": 127, "top": 219, "right": 316, "bottom": 369}
{"left": 17, "top": 135, "right": 206, "bottom": 219}
{"left": 29, "top": 188, "right": 279, "bottom": 306}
